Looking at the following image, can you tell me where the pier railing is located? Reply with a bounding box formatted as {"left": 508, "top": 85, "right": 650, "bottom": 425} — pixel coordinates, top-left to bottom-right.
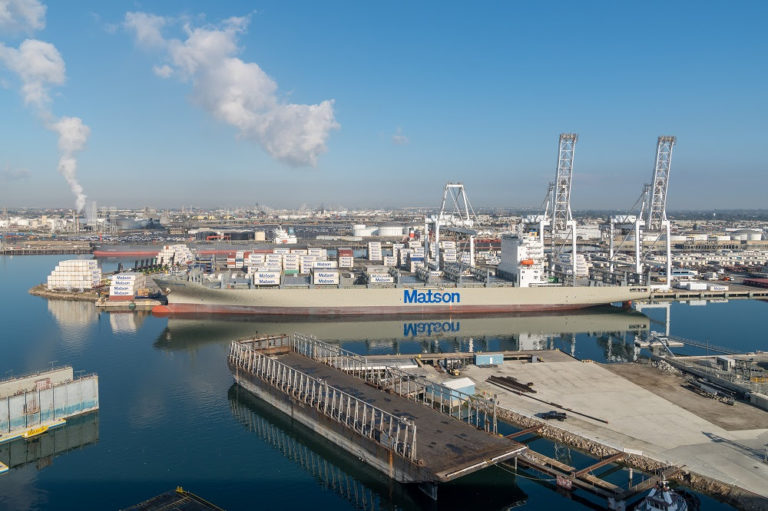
{"left": 291, "top": 334, "right": 498, "bottom": 434}
{"left": 229, "top": 340, "right": 417, "bottom": 462}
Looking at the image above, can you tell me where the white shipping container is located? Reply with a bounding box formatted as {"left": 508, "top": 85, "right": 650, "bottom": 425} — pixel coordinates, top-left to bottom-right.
{"left": 313, "top": 272, "right": 340, "bottom": 285}
{"left": 313, "top": 261, "right": 338, "bottom": 268}
{"left": 308, "top": 248, "right": 327, "bottom": 258}
{"left": 256, "top": 278, "right": 280, "bottom": 285}
{"left": 369, "top": 274, "right": 394, "bottom": 283}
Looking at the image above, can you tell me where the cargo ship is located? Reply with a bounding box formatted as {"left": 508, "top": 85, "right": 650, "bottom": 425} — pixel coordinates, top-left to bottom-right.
{"left": 152, "top": 278, "right": 649, "bottom": 316}
{"left": 150, "top": 233, "right": 652, "bottom": 316}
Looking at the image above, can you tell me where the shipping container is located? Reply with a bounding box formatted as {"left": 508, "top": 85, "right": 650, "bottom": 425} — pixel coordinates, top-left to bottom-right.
{"left": 474, "top": 353, "right": 504, "bottom": 366}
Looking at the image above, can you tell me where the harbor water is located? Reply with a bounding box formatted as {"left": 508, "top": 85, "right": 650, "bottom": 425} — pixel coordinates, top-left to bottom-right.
{"left": 1, "top": 255, "right": 760, "bottom": 510}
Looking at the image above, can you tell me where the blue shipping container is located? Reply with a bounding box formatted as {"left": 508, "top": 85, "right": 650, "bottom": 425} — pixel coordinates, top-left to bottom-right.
{"left": 474, "top": 353, "right": 504, "bottom": 366}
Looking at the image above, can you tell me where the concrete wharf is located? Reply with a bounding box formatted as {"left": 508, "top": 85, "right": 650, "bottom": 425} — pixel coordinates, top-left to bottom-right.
{"left": 228, "top": 334, "right": 524, "bottom": 498}
{"left": 650, "top": 282, "right": 768, "bottom": 301}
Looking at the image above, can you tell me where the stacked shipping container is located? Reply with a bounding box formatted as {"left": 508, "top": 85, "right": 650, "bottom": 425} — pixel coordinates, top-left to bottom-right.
{"left": 46, "top": 260, "right": 101, "bottom": 290}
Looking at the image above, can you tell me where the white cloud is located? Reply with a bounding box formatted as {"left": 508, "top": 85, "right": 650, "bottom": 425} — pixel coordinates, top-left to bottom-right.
{"left": 0, "top": 0, "right": 45, "bottom": 34}
{"left": 123, "top": 11, "right": 166, "bottom": 48}
{"left": 0, "top": 13, "right": 90, "bottom": 211}
{"left": 152, "top": 64, "right": 172, "bottom": 78}
{"left": 0, "top": 38, "right": 64, "bottom": 107}
{"left": 125, "top": 12, "right": 339, "bottom": 167}
{"left": 392, "top": 127, "right": 409, "bottom": 145}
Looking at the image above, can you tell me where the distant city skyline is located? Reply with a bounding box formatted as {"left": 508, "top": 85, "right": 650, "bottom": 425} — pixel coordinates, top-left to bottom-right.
{"left": 1, "top": 1, "right": 766, "bottom": 211}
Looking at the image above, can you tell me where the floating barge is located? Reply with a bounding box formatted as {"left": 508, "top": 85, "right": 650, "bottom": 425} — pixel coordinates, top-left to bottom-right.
{"left": 227, "top": 334, "right": 524, "bottom": 498}
{"left": 0, "top": 366, "right": 99, "bottom": 446}
{"left": 122, "top": 487, "right": 224, "bottom": 511}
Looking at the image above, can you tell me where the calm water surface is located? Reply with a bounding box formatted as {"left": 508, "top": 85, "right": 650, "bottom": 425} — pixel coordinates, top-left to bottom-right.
{"left": 1, "top": 255, "right": 757, "bottom": 510}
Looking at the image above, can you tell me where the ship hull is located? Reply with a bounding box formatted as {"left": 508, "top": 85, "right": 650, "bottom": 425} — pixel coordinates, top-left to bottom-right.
{"left": 153, "top": 277, "right": 650, "bottom": 317}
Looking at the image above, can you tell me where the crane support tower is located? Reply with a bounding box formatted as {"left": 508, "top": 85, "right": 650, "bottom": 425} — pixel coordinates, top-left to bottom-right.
{"left": 642, "top": 136, "right": 675, "bottom": 285}
{"left": 552, "top": 133, "right": 578, "bottom": 280}
{"left": 552, "top": 133, "right": 577, "bottom": 233}
{"left": 645, "top": 136, "right": 675, "bottom": 231}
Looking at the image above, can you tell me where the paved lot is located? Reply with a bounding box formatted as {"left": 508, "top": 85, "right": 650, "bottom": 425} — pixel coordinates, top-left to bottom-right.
{"left": 605, "top": 362, "right": 768, "bottom": 431}
{"left": 463, "top": 354, "right": 768, "bottom": 498}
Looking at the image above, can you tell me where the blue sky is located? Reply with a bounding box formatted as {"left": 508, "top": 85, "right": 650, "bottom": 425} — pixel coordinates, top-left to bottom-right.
{"left": 1, "top": 1, "right": 766, "bottom": 210}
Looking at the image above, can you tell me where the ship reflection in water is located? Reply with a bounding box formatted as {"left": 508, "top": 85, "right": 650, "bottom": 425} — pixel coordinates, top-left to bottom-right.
{"left": 155, "top": 307, "right": 650, "bottom": 363}
{"left": 228, "top": 385, "right": 527, "bottom": 511}
{"left": 0, "top": 412, "right": 99, "bottom": 474}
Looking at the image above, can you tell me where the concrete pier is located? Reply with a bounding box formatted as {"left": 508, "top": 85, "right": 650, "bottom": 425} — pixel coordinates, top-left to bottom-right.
{"left": 462, "top": 355, "right": 768, "bottom": 506}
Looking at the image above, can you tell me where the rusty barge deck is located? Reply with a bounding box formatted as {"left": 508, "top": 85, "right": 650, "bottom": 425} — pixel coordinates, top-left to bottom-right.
{"left": 227, "top": 334, "right": 524, "bottom": 496}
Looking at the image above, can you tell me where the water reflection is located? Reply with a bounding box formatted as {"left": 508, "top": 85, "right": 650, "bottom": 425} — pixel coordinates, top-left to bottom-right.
{"left": 108, "top": 311, "right": 150, "bottom": 334}
{"left": 155, "top": 308, "right": 650, "bottom": 363}
{"left": 46, "top": 300, "right": 98, "bottom": 345}
{"left": 228, "top": 385, "right": 527, "bottom": 511}
{"left": 0, "top": 412, "right": 99, "bottom": 473}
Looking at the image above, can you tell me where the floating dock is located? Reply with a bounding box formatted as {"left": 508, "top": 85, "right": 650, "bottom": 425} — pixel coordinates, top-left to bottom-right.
{"left": 228, "top": 334, "right": 524, "bottom": 498}
{"left": 0, "top": 366, "right": 99, "bottom": 446}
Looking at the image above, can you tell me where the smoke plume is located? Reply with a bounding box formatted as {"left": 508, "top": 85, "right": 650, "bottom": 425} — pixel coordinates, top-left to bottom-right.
{"left": 49, "top": 116, "right": 90, "bottom": 211}
{"left": 0, "top": 1, "right": 90, "bottom": 211}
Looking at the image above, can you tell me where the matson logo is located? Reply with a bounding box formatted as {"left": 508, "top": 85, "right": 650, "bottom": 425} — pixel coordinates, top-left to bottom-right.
{"left": 403, "top": 289, "right": 460, "bottom": 304}
{"left": 403, "top": 321, "right": 460, "bottom": 337}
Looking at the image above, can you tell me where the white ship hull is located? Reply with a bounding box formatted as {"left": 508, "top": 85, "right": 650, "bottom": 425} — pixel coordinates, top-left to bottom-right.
{"left": 153, "top": 277, "right": 650, "bottom": 316}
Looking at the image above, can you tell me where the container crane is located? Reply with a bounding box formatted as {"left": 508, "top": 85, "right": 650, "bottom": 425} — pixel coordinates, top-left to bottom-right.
{"left": 424, "top": 183, "right": 477, "bottom": 271}
{"left": 606, "top": 136, "right": 675, "bottom": 287}
{"left": 524, "top": 134, "right": 578, "bottom": 280}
